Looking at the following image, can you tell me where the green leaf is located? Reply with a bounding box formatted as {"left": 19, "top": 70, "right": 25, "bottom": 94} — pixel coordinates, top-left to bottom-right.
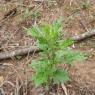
{"left": 32, "top": 73, "right": 48, "bottom": 87}
{"left": 55, "top": 50, "right": 65, "bottom": 64}
{"left": 41, "top": 24, "right": 51, "bottom": 35}
{"left": 27, "top": 27, "right": 38, "bottom": 37}
{"left": 53, "top": 17, "right": 62, "bottom": 33}
{"left": 59, "top": 39, "right": 74, "bottom": 49}
{"left": 30, "top": 60, "right": 40, "bottom": 71}
{"left": 63, "top": 49, "right": 86, "bottom": 64}
{"left": 55, "top": 49, "right": 85, "bottom": 64}
{"left": 53, "top": 69, "right": 69, "bottom": 84}
{"left": 37, "top": 37, "right": 47, "bottom": 45}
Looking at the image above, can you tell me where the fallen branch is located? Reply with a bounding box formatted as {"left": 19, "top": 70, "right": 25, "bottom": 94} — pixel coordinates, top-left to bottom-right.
{"left": 0, "top": 46, "right": 41, "bottom": 60}
{"left": 0, "top": 29, "right": 95, "bottom": 60}
{"left": 72, "top": 29, "right": 95, "bottom": 42}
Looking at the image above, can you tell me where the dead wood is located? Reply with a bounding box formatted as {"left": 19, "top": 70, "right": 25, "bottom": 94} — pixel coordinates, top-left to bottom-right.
{"left": 0, "top": 29, "right": 95, "bottom": 60}
{"left": 0, "top": 46, "right": 41, "bottom": 60}
{"left": 72, "top": 29, "right": 95, "bottom": 42}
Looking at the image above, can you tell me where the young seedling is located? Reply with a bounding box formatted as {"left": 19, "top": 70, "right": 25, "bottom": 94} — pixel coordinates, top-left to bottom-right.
{"left": 81, "top": 0, "right": 92, "bottom": 10}
{"left": 27, "top": 18, "right": 85, "bottom": 88}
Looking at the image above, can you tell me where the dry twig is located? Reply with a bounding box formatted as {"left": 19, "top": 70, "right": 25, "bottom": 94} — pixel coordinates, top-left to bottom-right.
{"left": 61, "top": 83, "right": 68, "bottom": 95}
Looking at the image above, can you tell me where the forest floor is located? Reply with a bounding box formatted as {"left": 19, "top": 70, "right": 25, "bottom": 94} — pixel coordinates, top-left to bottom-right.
{"left": 0, "top": 0, "right": 95, "bottom": 95}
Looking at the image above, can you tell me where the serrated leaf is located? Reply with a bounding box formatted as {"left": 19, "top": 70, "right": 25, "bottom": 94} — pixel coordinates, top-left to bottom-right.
{"left": 53, "top": 69, "right": 69, "bottom": 84}
{"left": 60, "top": 39, "right": 74, "bottom": 49}
{"left": 63, "top": 49, "right": 86, "bottom": 64}
{"left": 27, "top": 27, "right": 38, "bottom": 37}
{"left": 37, "top": 37, "right": 47, "bottom": 45}
{"left": 41, "top": 24, "right": 51, "bottom": 35}
{"left": 53, "top": 17, "right": 62, "bottom": 33}
{"left": 32, "top": 74, "right": 48, "bottom": 87}
{"left": 55, "top": 50, "right": 64, "bottom": 64}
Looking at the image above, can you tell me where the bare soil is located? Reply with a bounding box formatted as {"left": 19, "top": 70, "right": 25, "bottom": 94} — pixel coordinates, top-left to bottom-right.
{"left": 0, "top": 0, "right": 95, "bottom": 95}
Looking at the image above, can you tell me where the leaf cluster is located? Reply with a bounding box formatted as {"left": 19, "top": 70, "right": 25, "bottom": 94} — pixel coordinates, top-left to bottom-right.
{"left": 27, "top": 18, "right": 85, "bottom": 87}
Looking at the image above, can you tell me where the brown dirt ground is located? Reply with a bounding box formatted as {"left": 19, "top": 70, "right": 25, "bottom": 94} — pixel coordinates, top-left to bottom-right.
{"left": 0, "top": 0, "right": 95, "bottom": 95}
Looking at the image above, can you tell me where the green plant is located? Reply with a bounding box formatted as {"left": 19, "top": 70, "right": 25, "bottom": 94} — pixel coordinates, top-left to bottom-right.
{"left": 27, "top": 18, "right": 85, "bottom": 87}
{"left": 81, "top": 0, "right": 92, "bottom": 10}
